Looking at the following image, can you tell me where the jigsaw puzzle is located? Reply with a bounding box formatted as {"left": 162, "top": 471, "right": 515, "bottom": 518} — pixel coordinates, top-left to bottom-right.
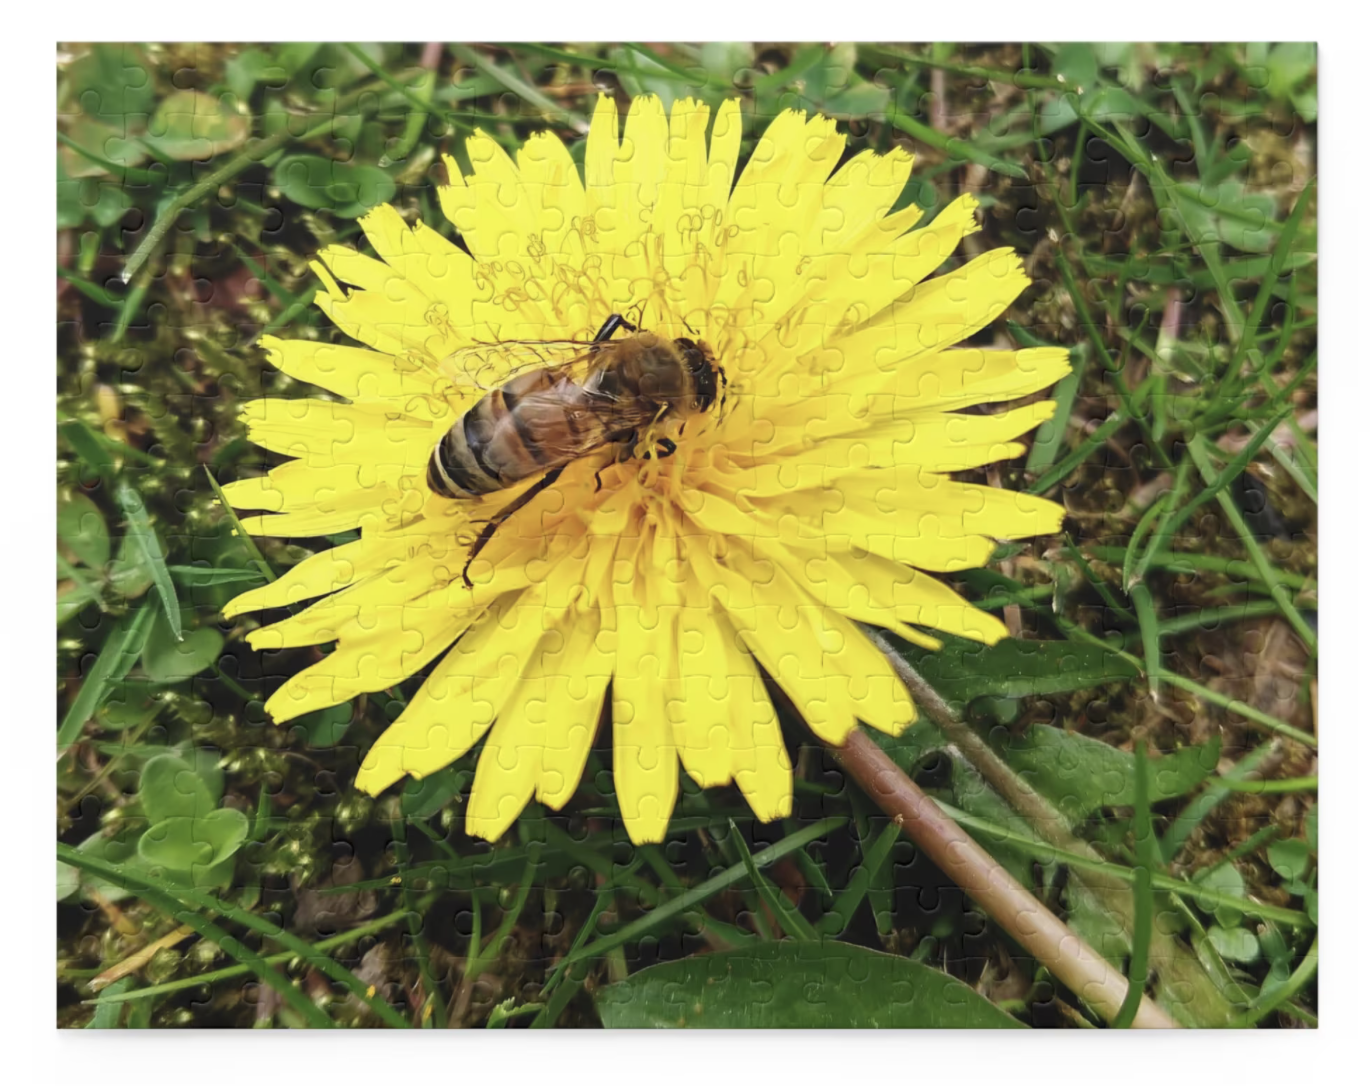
{"left": 58, "top": 43, "right": 1317, "bottom": 1030}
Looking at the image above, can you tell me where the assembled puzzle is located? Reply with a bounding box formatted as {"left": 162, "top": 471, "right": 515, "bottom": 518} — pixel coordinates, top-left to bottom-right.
{"left": 58, "top": 42, "right": 1318, "bottom": 1029}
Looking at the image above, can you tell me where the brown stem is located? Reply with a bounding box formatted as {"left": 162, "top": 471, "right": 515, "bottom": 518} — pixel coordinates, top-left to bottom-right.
{"left": 864, "top": 628, "right": 1239, "bottom": 1027}
{"left": 866, "top": 629, "right": 1082, "bottom": 849}
{"left": 830, "top": 728, "right": 1177, "bottom": 1029}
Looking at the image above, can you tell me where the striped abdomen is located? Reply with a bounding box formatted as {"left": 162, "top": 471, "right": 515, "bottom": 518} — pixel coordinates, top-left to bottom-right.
{"left": 427, "top": 369, "right": 606, "bottom": 497}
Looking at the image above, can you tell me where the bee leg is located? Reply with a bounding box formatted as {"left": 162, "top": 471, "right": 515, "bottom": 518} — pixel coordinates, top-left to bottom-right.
{"left": 593, "top": 313, "right": 636, "bottom": 343}
{"left": 461, "top": 466, "right": 565, "bottom": 588}
{"left": 655, "top": 437, "right": 677, "bottom": 459}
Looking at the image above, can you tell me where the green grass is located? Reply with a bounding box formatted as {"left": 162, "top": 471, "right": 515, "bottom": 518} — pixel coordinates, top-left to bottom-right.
{"left": 58, "top": 42, "right": 1316, "bottom": 1029}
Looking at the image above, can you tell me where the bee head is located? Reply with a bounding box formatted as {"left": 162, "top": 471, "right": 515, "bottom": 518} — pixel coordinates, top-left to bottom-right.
{"left": 676, "top": 338, "right": 719, "bottom": 412}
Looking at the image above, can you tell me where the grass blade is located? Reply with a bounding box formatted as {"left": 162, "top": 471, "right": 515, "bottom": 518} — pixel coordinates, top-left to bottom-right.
{"left": 205, "top": 467, "right": 276, "bottom": 582}
{"left": 58, "top": 841, "right": 410, "bottom": 1028}
{"left": 58, "top": 842, "right": 335, "bottom": 1028}
{"left": 1130, "top": 583, "right": 1162, "bottom": 700}
{"left": 115, "top": 483, "right": 180, "bottom": 640}
{"left": 86, "top": 909, "right": 418, "bottom": 1006}
{"left": 1028, "top": 345, "right": 1088, "bottom": 474}
{"left": 389, "top": 817, "right": 446, "bottom": 1028}
{"left": 1227, "top": 179, "right": 1316, "bottom": 400}
{"left": 57, "top": 602, "right": 155, "bottom": 751}
{"left": 1029, "top": 411, "right": 1128, "bottom": 494}
{"left": 887, "top": 109, "right": 1028, "bottom": 179}
{"left": 939, "top": 802, "right": 1308, "bottom": 929}
{"left": 728, "top": 820, "right": 817, "bottom": 941}
{"left": 1130, "top": 458, "right": 1193, "bottom": 587}
{"left": 167, "top": 565, "right": 266, "bottom": 587}
{"left": 1084, "top": 546, "right": 1314, "bottom": 595}
{"left": 1231, "top": 937, "right": 1318, "bottom": 1028}
{"left": 561, "top": 817, "right": 845, "bottom": 969}
{"left": 1159, "top": 670, "right": 1316, "bottom": 748}
{"left": 817, "top": 818, "right": 902, "bottom": 937}
{"left": 1112, "top": 740, "right": 1160, "bottom": 1029}
{"left": 1165, "top": 408, "right": 1293, "bottom": 544}
{"left": 59, "top": 418, "right": 117, "bottom": 489}
{"left": 1187, "top": 439, "right": 1317, "bottom": 652}
{"left": 448, "top": 45, "right": 588, "bottom": 133}
{"left": 341, "top": 44, "right": 457, "bottom": 136}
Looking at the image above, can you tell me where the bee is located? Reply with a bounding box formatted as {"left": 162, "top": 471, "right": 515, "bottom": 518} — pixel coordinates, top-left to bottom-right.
{"left": 428, "top": 314, "right": 722, "bottom": 585}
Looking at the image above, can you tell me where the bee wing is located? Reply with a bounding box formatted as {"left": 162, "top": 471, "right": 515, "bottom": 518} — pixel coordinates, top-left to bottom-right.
{"left": 445, "top": 340, "right": 601, "bottom": 393}
{"left": 514, "top": 389, "right": 666, "bottom": 465}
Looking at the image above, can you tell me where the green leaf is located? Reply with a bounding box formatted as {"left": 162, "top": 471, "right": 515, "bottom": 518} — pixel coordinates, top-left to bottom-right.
{"left": 138, "top": 753, "right": 218, "bottom": 823}
{"left": 115, "top": 484, "right": 180, "bottom": 640}
{"left": 137, "top": 809, "right": 249, "bottom": 885}
{"left": 58, "top": 604, "right": 156, "bottom": 750}
{"left": 1267, "top": 839, "right": 1310, "bottom": 882}
{"left": 273, "top": 42, "right": 322, "bottom": 77}
{"left": 57, "top": 859, "right": 81, "bottom": 901}
{"left": 1265, "top": 42, "right": 1316, "bottom": 100}
{"left": 58, "top": 116, "right": 150, "bottom": 180}
{"left": 989, "top": 725, "right": 1220, "bottom": 822}
{"left": 96, "top": 681, "right": 160, "bottom": 731}
{"left": 57, "top": 492, "right": 109, "bottom": 568}
{"left": 610, "top": 46, "right": 686, "bottom": 109}
{"left": 107, "top": 531, "right": 155, "bottom": 599}
{"left": 58, "top": 575, "right": 103, "bottom": 626}
{"left": 167, "top": 564, "right": 266, "bottom": 587}
{"left": 297, "top": 702, "right": 354, "bottom": 747}
{"left": 596, "top": 941, "right": 1023, "bottom": 1028}
{"left": 143, "top": 90, "right": 250, "bottom": 160}
{"left": 819, "top": 82, "right": 890, "bottom": 120}
{"left": 888, "top": 111, "right": 1028, "bottom": 179}
{"left": 140, "top": 608, "right": 223, "bottom": 685}
{"left": 62, "top": 825, "right": 144, "bottom": 904}
{"left": 400, "top": 765, "right": 473, "bottom": 819}
{"left": 65, "top": 44, "right": 155, "bottom": 125}
{"left": 1079, "top": 86, "right": 1146, "bottom": 123}
{"left": 1052, "top": 43, "right": 1099, "bottom": 93}
{"left": 1196, "top": 861, "right": 1248, "bottom": 929}
{"left": 947, "top": 756, "right": 1042, "bottom": 888}
{"left": 271, "top": 154, "right": 397, "bottom": 218}
{"left": 699, "top": 42, "right": 754, "bottom": 85}
{"left": 86, "top": 978, "right": 133, "bottom": 1027}
{"left": 1196, "top": 860, "right": 1246, "bottom": 898}
{"left": 59, "top": 418, "right": 117, "bottom": 487}
{"left": 204, "top": 468, "right": 276, "bottom": 583}
{"left": 224, "top": 47, "right": 287, "bottom": 103}
{"left": 1174, "top": 180, "right": 1279, "bottom": 253}
{"left": 1206, "top": 925, "right": 1261, "bottom": 963}
{"left": 901, "top": 634, "right": 1139, "bottom": 714}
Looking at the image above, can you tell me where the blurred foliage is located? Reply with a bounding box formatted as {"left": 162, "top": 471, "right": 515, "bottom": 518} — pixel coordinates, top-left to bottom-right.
{"left": 58, "top": 42, "right": 1316, "bottom": 1029}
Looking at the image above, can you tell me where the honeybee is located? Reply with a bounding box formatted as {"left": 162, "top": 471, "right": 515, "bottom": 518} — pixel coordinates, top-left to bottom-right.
{"left": 428, "top": 314, "right": 723, "bottom": 584}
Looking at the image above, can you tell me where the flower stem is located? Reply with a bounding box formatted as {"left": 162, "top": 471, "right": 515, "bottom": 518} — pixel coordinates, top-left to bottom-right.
{"left": 865, "top": 628, "right": 1080, "bottom": 848}
{"left": 829, "top": 727, "right": 1177, "bottom": 1028}
{"left": 864, "top": 630, "right": 1244, "bottom": 1026}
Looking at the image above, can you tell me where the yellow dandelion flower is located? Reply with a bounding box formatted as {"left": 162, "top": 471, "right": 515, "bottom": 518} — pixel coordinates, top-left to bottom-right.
{"left": 223, "top": 95, "right": 1068, "bottom": 844}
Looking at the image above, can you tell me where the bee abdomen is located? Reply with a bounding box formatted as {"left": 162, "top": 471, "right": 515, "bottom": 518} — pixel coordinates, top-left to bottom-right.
{"left": 428, "top": 406, "right": 504, "bottom": 497}
{"left": 428, "top": 370, "right": 576, "bottom": 499}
